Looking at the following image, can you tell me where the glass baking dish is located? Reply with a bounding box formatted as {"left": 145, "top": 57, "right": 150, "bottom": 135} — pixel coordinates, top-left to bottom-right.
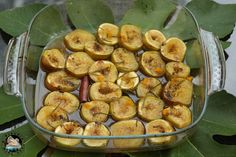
{"left": 3, "top": 0, "right": 226, "bottom": 152}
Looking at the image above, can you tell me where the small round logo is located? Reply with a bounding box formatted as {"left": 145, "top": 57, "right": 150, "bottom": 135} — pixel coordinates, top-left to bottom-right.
{"left": 2, "top": 133, "right": 23, "bottom": 154}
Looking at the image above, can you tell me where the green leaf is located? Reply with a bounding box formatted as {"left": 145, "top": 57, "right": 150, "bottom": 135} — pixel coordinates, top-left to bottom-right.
{"left": 66, "top": 0, "right": 114, "bottom": 33}
{"left": 201, "top": 90, "right": 236, "bottom": 132}
{"left": 26, "top": 45, "right": 43, "bottom": 72}
{"left": 119, "top": 0, "right": 176, "bottom": 32}
{"left": 0, "top": 123, "right": 47, "bottom": 157}
{"left": 29, "top": 5, "right": 67, "bottom": 46}
{"left": 185, "top": 40, "right": 202, "bottom": 69}
{"left": 130, "top": 90, "right": 236, "bottom": 157}
{"left": 186, "top": 0, "right": 236, "bottom": 38}
{"left": 220, "top": 41, "right": 231, "bottom": 50}
{"left": 163, "top": 9, "right": 198, "bottom": 40}
{"left": 0, "top": 3, "right": 46, "bottom": 37}
{"left": 0, "top": 88, "right": 24, "bottom": 125}
{"left": 50, "top": 149, "right": 106, "bottom": 157}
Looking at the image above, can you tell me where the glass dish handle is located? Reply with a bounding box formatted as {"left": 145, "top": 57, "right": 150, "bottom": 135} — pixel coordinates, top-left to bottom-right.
{"left": 3, "top": 33, "right": 27, "bottom": 96}
{"left": 200, "top": 29, "right": 226, "bottom": 95}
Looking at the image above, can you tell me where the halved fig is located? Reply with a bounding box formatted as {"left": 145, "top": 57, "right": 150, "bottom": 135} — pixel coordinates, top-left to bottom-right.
{"left": 146, "top": 119, "right": 176, "bottom": 145}
{"left": 111, "top": 48, "right": 139, "bottom": 72}
{"left": 44, "top": 91, "right": 80, "bottom": 114}
{"left": 110, "top": 120, "right": 145, "bottom": 148}
{"left": 89, "top": 60, "right": 118, "bottom": 82}
{"left": 163, "top": 78, "right": 193, "bottom": 105}
{"left": 119, "top": 25, "right": 143, "bottom": 51}
{"left": 116, "top": 72, "right": 139, "bottom": 91}
{"left": 138, "top": 96, "right": 164, "bottom": 122}
{"left": 83, "top": 122, "right": 110, "bottom": 148}
{"left": 97, "top": 23, "right": 119, "bottom": 45}
{"left": 54, "top": 121, "right": 83, "bottom": 146}
{"left": 162, "top": 104, "right": 192, "bottom": 128}
{"left": 89, "top": 82, "right": 122, "bottom": 103}
{"left": 64, "top": 29, "right": 95, "bottom": 51}
{"left": 41, "top": 49, "right": 65, "bottom": 71}
{"left": 81, "top": 101, "right": 109, "bottom": 123}
{"left": 165, "top": 62, "right": 190, "bottom": 80}
{"left": 140, "top": 51, "right": 166, "bottom": 77}
{"left": 143, "top": 30, "right": 166, "bottom": 50}
{"left": 136, "top": 77, "right": 162, "bottom": 98}
{"left": 66, "top": 52, "right": 94, "bottom": 78}
{"left": 45, "top": 70, "right": 80, "bottom": 92}
{"left": 161, "top": 37, "right": 186, "bottom": 62}
{"left": 85, "top": 41, "right": 114, "bottom": 60}
{"left": 110, "top": 96, "right": 136, "bottom": 121}
{"left": 36, "top": 106, "right": 68, "bottom": 131}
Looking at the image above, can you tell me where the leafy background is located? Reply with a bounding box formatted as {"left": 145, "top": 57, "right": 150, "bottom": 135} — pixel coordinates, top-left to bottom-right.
{"left": 0, "top": 0, "right": 236, "bottom": 156}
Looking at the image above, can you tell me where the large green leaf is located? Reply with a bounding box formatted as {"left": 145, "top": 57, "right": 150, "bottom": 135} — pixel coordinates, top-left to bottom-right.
{"left": 66, "top": 0, "right": 114, "bottom": 33}
{"left": 119, "top": 0, "right": 176, "bottom": 32}
{"left": 185, "top": 40, "right": 202, "bottom": 69}
{"left": 220, "top": 41, "right": 231, "bottom": 49}
{"left": 0, "top": 3, "right": 46, "bottom": 37}
{"left": 0, "top": 123, "right": 47, "bottom": 157}
{"left": 0, "top": 88, "right": 24, "bottom": 125}
{"left": 29, "top": 5, "right": 67, "bottom": 46}
{"left": 163, "top": 9, "right": 198, "bottom": 40}
{"left": 50, "top": 149, "right": 106, "bottom": 157}
{"left": 186, "top": 0, "right": 236, "bottom": 38}
{"left": 130, "top": 90, "right": 236, "bottom": 157}
{"left": 26, "top": 45, "right": 43, "bottom": 72}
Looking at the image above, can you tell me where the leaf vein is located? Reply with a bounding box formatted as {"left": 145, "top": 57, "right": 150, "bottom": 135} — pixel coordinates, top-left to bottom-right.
{"left": 187, "top": 139, "right": 204, "bottom": 157}
{"left": 202, "top": 118, "right": 236, "bottom": 126}
{"left": 31, "top": 27, "right": 53, "bottom": 38}
{"left": 23, "top": 134, "right": 36, "bottom": 145}
{"left": 79, "top": 5, "right": 95, "bottom": 32}
{"left": 0, "top": 104, "right": 21, "bottom": 110}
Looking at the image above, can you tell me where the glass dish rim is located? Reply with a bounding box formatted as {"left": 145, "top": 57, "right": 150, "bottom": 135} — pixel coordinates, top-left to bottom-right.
{"left": 21, "top": 1, "right": 209, "bottom": 139}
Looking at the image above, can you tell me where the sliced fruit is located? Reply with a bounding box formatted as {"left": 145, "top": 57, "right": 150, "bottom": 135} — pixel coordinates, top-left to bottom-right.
{"left": 146, "top": 119, "right": 176, "bottom": 145}
{"left": 136, "top": 77, "right": 162, "bottom": 98}
{"left": 138, "top": 96, "right": 164, "bottom": 122}
{"left": 45, "top": 70, "right": 80, "bottom": 92}
{"left": 44, "top": 91, "right": 80, "bottom": 114}
{"left": 85, "top": 41, "right": 114, "bottom": 60}
{"left": 116, "top": 72, "right": 139, "bottom": 91}
{"left": 66, "top": 52, "right": 94, "bottom": 78}
{"left": 140, "top": 51, "right": 166, "bottom": 77}
{"left": 119, "top": 25, "right": 143, "bottom": 51}
{"left": 161, "top": 37, "right": 186, "bottom": 62}
{"left": 83, "top": 122, "right": 110, "bottom": 148}
{"left": 89, "top": 82, "right": 122, "bottom": 103}
{"left": 162, "top": 104, "right": 192, "bottom": 128}
{"left": 81, "top": 101, "right": 109, "bottom": 123}
{"left": 54, "top": 121, "right": 83, "bottom": 146}
{"left": 64, "top": 29, "right": 95, "bottom": 51}
{"left": 89, "top": 60, "right": 118, "bottom": 82}
{"left": 165, "top": 62, "right": 190, "bottom": 80}
{"left": 110, "top": 96, "right": 136, "bottom": 121}
{"left": 36, "top": 106, "right": 68, "bottom": 131}
{"left": 111, "top": 48, "right": 139, "bottom": 72}
{"left": 110, "top": 120, "right": 145, "bottom": 148}
{"left": 97, "top": 23, "right": 119, "bottom": 45}
{"left": 143, "top": 30, "right": 166, "bottom": 50}
{"left": 41, "top": 49, "right": 65, "bottom": 71}
{"left": 163, "top": 78, "right": 193, "bottom": 105}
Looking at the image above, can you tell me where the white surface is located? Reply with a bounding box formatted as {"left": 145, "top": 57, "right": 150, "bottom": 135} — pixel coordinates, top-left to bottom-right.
{"left": 215, "top": 0, "right": 236, "bottom": 96}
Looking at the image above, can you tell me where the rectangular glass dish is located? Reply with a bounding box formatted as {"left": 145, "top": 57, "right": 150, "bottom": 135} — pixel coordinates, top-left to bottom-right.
{"left": 3, "top": 0, "right": 226, "bottom": 152}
